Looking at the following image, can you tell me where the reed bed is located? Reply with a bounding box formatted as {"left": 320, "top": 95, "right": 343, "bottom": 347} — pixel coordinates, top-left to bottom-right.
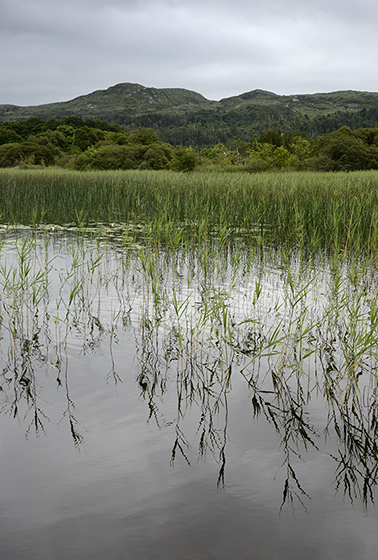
{"left": 1, "top": 168, "right": 378, "bottom": 253}
{"left": 1, "top": 167, "right": 378, "bottom": 508}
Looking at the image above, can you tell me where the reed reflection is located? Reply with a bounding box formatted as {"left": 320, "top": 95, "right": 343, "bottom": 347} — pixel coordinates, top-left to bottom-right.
{"left": 0, "top": 229, "right": 378, "bottom": 512}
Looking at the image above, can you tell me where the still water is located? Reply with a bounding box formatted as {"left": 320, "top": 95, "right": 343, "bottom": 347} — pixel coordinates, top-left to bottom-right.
{"left": 0, "top": 227, "right": 377, "bottom": 559}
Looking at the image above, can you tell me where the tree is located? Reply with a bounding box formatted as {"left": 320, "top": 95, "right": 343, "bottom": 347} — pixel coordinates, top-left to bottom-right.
{"left": 0, "top": 127, "right": 23, "bottom": 145}
{"left": 314, "top": 127, "right": 378, "bottom": 171}
{"left": 130, "top": 127, "right": 160, "bottom": 146}
{"left": 73, "top": 127, "right": 103, "bottom": 151}
{"left": 90, "top": 145, "right": 138, "bottom": 170}
{"left": 171, "top": 147, "right": 197, "bottom": 172}
{"left": 141, "top": 142, "right": 173, "bottom": 170}
{"left": 0, "top": 142, "right": 56, "bottom": 167}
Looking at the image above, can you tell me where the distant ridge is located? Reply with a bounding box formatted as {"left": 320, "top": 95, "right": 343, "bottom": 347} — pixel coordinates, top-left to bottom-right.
{"left": 0, "top": 83, "right": 210, "bottom": 121}
{"left": 2, "top": 83, "right": 378, "bottom": 146}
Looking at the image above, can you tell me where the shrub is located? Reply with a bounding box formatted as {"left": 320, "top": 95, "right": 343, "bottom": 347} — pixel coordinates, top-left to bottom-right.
{"left": 91, "top": 145, "right": 139, "bottom": 170}
{"left": 0, "top": 142, "right": 56, "bottom": 167}
{"left": 0, "top": 127, "right": 23, "bottom": 145}
{"left": 141, "top": 142, "right": 173, "bottom": 170}
{"left": 171, "top": 147, "right": 197, "bottom": 172}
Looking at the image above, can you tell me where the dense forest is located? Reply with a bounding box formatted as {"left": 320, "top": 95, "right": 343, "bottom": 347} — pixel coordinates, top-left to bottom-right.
{"left": 1, "top": 115, "right": 378, "bottom": 172}
{"left": 118, "top": 105, "right": 378, "bottom": 148}
{"left": 3, "top": 83, "right": 378, "bottom": 149}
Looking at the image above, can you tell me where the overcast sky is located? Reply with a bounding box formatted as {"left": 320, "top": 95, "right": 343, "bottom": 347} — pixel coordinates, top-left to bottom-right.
{"left": 1, "top": 0, "right": 378, "bottom": 106}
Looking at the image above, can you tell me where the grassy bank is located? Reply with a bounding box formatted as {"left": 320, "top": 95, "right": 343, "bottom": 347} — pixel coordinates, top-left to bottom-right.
{"left": 1, "top": 168, "right": 378, "bottom": 253}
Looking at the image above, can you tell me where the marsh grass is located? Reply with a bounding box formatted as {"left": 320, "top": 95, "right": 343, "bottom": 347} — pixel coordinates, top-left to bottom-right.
{"left": 1, "top": 168, "right": 378, "bottom": 253}
{"left": 1, "top": 166, "right": 378, "bottom": 509}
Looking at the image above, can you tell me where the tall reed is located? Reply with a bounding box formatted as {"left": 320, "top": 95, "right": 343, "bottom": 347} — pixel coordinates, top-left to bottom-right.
{"left": 1, "top": 168, "right": 378, "bottom": 254}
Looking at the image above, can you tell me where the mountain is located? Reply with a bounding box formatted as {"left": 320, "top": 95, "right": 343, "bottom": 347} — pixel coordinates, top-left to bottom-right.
{"left": 0, "top": 83, "right": 211, "bottom": 122}
{"left": 2, "top": 83, "right": 378, "bottom": 147}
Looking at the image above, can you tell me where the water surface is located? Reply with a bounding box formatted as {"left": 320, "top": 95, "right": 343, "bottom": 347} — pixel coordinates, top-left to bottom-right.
{"left": 0, "top": 228, "right": 377, "bottom": 559}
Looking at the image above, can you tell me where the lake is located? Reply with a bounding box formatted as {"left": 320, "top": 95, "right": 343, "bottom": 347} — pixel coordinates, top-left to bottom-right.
{"left": 0, "top": 226, "right": 377, "bottom": 559}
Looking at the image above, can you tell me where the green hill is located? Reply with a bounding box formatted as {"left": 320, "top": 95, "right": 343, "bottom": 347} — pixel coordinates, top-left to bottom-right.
{"left": 2, "top": 83, "right": 378, "bottom": 147}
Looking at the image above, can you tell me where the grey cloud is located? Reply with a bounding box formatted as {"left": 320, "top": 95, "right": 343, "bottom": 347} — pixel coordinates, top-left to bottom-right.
{"left": 1, "top": 0, "right": 378, "bottom": 105}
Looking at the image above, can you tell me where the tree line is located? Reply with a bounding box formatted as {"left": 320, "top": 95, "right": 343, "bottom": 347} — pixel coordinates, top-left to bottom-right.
{"left": 0, "top": 117, "right": 196, "bottom": 171}
{"left": 1, "top": 116, "right": 378, "bottom": 172}
{"left": 112, "top": 104, "right": 378, "bottom": 148}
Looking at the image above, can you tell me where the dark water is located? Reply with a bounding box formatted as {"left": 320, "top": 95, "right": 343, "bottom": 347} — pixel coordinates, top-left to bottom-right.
{"left": 0, "top": 230, "right": 377, "bottom": 559}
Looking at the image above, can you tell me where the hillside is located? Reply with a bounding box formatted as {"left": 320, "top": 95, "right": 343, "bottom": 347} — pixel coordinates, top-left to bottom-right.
{"left": 0, "top": 83, "right": 211, "bottom": 122}
{"left": 2, "top": 83, "right": 378, "bottom": 147}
